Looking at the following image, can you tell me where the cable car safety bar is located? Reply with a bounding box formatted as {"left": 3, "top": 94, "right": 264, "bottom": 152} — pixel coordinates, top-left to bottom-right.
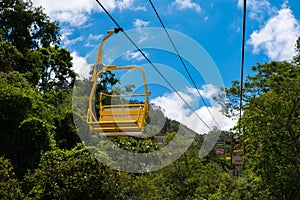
{"left": 86, "top": 28, "right": 150, "bottom": 136}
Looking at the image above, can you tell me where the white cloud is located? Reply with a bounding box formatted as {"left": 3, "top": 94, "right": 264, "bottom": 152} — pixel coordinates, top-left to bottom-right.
{"left": 247, "top": 7, "right": 300, "bottom": 61}
{"left": 237, "top": 0, "right": 243, "bottom": 8}
{"left": 31, "top": 0, "right": 139, "bottom": 26}
{"left": 59, "top": 28, "right": 85, "bottom": 47}
{"left": 133, "top": 19, "right": 150, "bottom": 28}
{"left": 60, "top": 27, "right": 74, "bottom": 42}
{"left": 132, "top": 6, "right": 147, "bottom": 11}
{"left": 52, "top": 11, "right": 89, "bottom": 27}
{"left": 30, "top": 0, "right": 146, "bottom": 50}
{"left": 136, "top": 28, "right": 151, "bottom": 44}
{"left": 186, "top": 84, "right": 218, "bottom": 99}
{"left": 183, "top": 106, "right": 237, "bottom": 134}
{"left": 170, "top": 0, "right": 201, "bottom": 13}
{"left": 87, "top": 34, "right": 103, "bottom": 41}
{"left": 150, "top": 92, "right": 189, "bottom": 121}
{"left": 71, "top": 52, "right": 91, "bottom": 79}
{"left": 116, "top": 0, "right": 134, "bottom": 11}
{"left": 238, "top": 0, "right": 271, "bottom": 9}
{"left": 31, "top": 0, "right": 99, "bottom": 26}
{"left": 31, "top": 0, "right": 97, "bottom": 13}
{"left": 123, "top": 50, "right": 148, "bottom": 61}
{"left": 84, "top": 34, "right": 103, "bottom": 47}
{"left": 238, "top": 0, "right": 275, "bottom": 22}
{"left": 63, "top": 36, "right": 84, "bottom": 47}
{"left": 150, "top": 85, "right": 237, "bottom": 134}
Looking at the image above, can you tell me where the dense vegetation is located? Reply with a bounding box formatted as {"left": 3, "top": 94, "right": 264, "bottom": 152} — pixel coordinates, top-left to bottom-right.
{"left": 0, "top": 0, "right": 299, "bottom": 199}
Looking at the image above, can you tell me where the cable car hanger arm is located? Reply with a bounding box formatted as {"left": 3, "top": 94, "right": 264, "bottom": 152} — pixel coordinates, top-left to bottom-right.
{"left": 93, "top": 28, "right": 123, "bottom": 81}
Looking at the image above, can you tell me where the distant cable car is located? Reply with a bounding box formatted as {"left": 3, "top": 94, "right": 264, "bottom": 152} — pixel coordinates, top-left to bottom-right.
{"left": 86, "top": 29, "right": 150, "bottom": 136}
{"left": 215, "top": 141, "right": 225, "bottom": 156}
{"left": 215, "top": 148, "right": 225, "bottom": 156}
{"left": 232, "top": 146, "right": 244, "bottom": 165}
{"left": 215, "top": 149, "right": 225, "bottom": 156}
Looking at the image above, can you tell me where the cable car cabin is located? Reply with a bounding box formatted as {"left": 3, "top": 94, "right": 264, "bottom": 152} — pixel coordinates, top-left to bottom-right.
{"left": 232, "top": 149, "right": 244, "bottom": 165}
{"left": 215, "top": 148, "right": 225, "bottom": 156}
{"left": 87, "top": 66, "right": 149, "bottom": 136}
{"left": 86, "top": 29, "right": 150, "bottom": 136}
{"left": 215, "top": 142, "right": 225, "bottom": 156}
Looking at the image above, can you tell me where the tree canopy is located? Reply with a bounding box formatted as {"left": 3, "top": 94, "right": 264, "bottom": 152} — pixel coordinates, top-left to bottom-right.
{"left": 221, "top": 42, "right": 300, "bottom": 199}
{"left": 0, "top": 0, "right": 60, "bottom": 52}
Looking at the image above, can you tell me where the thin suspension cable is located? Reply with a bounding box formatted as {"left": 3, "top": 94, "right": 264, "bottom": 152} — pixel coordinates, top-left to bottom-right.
{"left": 95, "top": 0, "right": 122, "bottom": 29}
{"left": 148, "top": 0, "right": 220, "bottom": 129}
{"left": 95, "top": 0, "right": 211, "bottom": 130}
{"left": 239, "top": 0, "right": 247, "bottom": 131}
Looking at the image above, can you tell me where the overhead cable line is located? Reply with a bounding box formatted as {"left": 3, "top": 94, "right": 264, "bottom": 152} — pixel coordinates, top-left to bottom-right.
{"left": 239, "top": 0, "right": 247, "bottom": 132}
{"left": 229, "top": 0, "right": 247, "bottom": 168}
{"left": 95, "top": 0, "right": 212, "bottom": 130}
{"left": 148, "top": 0, "right": 220, "bottom": 129}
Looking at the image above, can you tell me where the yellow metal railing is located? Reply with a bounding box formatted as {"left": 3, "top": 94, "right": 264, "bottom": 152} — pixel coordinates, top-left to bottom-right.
{"left": 86, "top": 29, "right": 150, "bottom": 135}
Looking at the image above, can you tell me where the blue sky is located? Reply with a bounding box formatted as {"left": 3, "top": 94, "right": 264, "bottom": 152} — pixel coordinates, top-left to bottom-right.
{"left": 31, "top": 0, "right": 300, "bottom": 133}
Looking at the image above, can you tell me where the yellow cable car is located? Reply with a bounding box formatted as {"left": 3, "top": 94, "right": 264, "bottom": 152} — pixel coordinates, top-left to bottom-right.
{"left": 86, "top": 29, "right": 150, "bottom": 136}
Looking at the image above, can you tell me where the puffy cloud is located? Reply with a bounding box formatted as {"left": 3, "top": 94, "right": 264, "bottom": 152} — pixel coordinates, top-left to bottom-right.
{"left": 247, "top": 7, "right": 300, "bottom": 61}
{"left": 84, "top": 34, "right": 104, "bottom": 47}
{"left": 123, "top": 50, "right": 148, "bottom": 61}
{"left": 170, "top": 0, "right": 201, "bottom": 13}
{"left": 133, "top": 19, "right": 150, "bottom": 28}
{"left": 87, "top": 34, "right": 103, "bottom": 41}
{"left": 183, "top": 106, "right": 236, "bottom": 134}
{"left": 63, "top": 36, "right": 83, "bottom": 47}
{"left": 186, "top": 84, "right": 218, "bottom": 99}
{"left": 71, "top": 52, "right": 91, "bottom": 79}
{"left": 60, "top": 27, "right": 74, "bottom": 42}
{"left": 52, "top": 11, "right": 89, "bottom": 27}
{"left": 117, "top": 0, "right": 134, "bottom": 11}
{"left": 238, "top": 0, "right": 274, "bottom": 22}
{"left": 31, "top": 0, "right": 138, "bottom": 26}
{"left": 150, "top": 85, "right": 237, "bottom": 134}
{"left": 31, "top": 0, "right": 99, "bottom": 26}
{"left": 150, "top": 91, "right": 194, "bottom": 122}
{"left": 30, "top": 0, "right": 140, "bottom": 47}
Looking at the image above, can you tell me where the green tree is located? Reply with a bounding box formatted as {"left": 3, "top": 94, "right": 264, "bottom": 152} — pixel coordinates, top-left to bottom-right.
{"left": 0, "top": 156, "right": 24, "bottom": 199}
{"left": 0, "top": 39, "right": 23, "bottom": 72}
{"left": 0, "top": 72, "right": 55, "bottom": 177}
{"left": 293, "top": 37, "right": 300, "bottom": 66}
{"left": 43, "top": 89, "right": 80, "bottom": 149}
{"left": 23, "top": 145, "right": 128, "bottom": 199}
{"left": 239, "top": 63, "right": 300, "bottom": 199}
{"left": 0, "top": 39, "right": 41, "bottom": 84}
{"left": 0, "top": 0, "right": 76, "bottom": 92}
{"left": 38, "top": 46, "right": 76, "bottom": 93}
{"left": 222, "top": 39, "right": 300, "bottom": 198}
{"left": 0, "top": 40, "right": 76, "bottom": 93}
{"left": 0, "top": 0, "right": 59, "bottom": 52}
